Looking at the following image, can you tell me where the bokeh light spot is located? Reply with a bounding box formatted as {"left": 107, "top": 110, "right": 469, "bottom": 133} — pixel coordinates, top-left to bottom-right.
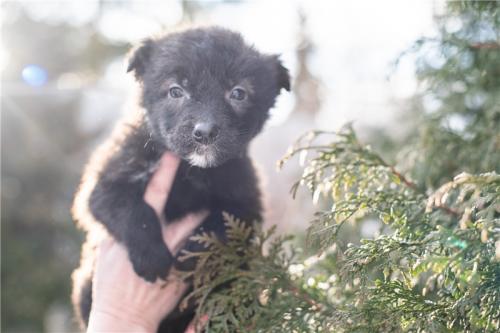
{"left": 22, "top": 64, "right": 48, "bottom": 87}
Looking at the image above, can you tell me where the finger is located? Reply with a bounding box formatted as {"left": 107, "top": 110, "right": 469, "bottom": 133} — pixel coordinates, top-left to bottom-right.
{"left": 144, "top": 152, "right": 180, "bottom": 218}
{"left": 185, "top": 314, "right": 209, "bottom": 333}
{"left": 162, "top": 210, "right": 209, "bottom": 254}
{"left": 185, "top": 320, "right": 196, "bottom": 333}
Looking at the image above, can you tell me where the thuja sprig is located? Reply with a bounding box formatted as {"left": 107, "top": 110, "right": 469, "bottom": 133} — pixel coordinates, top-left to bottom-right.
{"left": 179, "top": 214, "right": 337, "bottom": 332}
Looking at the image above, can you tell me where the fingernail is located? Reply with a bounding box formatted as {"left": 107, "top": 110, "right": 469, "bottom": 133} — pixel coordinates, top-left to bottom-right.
{"left": 195, "top": 209, "right": 209, "bottom": 221}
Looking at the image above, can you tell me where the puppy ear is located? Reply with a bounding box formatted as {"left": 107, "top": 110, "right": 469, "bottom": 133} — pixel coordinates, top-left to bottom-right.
{"left": 271, "top": 55, "right": 291, "bottom": 92}
{"left": 127, "top": 39, "right": 155, "bottom": 79}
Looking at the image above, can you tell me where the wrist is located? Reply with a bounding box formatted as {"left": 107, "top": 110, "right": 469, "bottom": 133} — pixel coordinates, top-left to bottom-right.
{"left": 87, "top": 307, "right": 157, "bottom": 333}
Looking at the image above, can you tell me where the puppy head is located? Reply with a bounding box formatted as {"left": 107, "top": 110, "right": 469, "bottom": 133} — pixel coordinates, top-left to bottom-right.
{"left": 127, "top": 27, "right": 290, "bottom": 168}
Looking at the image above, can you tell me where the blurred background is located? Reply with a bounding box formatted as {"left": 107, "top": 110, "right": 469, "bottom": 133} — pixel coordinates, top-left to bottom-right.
{"left": 1, "top": 1, "right": 441, "bottom": 332}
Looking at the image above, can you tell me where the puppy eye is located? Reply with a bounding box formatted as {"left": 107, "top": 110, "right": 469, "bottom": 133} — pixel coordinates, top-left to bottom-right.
{"left": 229, "top": 87, "right": 246, "bottom": 101}
{"left": 169, "top": 86, "right": 184, "bottom": 98}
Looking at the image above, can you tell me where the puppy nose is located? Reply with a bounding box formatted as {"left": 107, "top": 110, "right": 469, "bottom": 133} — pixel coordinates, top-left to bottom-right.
{"left": 193, "top": 123, "right": 219, "bottom": 144}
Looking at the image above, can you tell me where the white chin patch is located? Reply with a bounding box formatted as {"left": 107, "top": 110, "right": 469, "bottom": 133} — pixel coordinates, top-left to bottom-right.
{"left": 188, "top": 151, "right": 217, "bottom": 168}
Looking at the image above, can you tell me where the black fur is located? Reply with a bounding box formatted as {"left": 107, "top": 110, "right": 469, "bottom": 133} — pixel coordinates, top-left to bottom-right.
{"left": 72, "top": 27, "right": 290, "bottom": 332}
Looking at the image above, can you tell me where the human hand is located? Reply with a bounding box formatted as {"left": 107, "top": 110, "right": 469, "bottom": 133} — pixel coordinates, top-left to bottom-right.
{"left": 87, "top": 152, "right": 207, "bottom": 333}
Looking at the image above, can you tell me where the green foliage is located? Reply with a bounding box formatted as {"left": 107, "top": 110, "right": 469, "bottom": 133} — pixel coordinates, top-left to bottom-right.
{"left": 185, "top": 132, "right": 499, "bottom": 332}
{"left": 179, "top": 214, "right": 333, "bottom": 332}
{"left": 285, "top": 129, "right": 499, "bottom": 332}
{"left": 396, "top": 0, "right": 500, "bottom": 189}
{"left": 183, "top": 2, "right": 500, "bottom": 332}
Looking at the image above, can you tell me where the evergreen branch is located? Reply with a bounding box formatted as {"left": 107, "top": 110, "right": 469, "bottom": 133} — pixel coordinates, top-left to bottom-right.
{"left": 469, "top": 42, "right": 500, "bottom": 49}
{"left": 388, "top": 165, "right": 418, "bottom": 190}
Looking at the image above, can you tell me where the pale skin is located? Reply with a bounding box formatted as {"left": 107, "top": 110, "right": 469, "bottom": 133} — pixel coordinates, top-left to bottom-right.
{"left": 87, "top": 153, "right": 208, "bottom": 333}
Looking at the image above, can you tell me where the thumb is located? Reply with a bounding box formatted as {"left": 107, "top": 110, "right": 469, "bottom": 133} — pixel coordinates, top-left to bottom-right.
{"left": 144, "top": 152, "right": 180, "bottom": 219}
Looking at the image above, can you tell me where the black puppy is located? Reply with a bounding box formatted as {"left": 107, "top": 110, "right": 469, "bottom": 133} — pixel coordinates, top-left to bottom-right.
{"left": 71, "top": 27, "right": 290, "bottom": 332}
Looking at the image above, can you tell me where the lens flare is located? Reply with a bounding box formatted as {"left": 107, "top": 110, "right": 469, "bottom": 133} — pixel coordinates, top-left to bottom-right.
{"left": 22, "top": 65, "right": 48, "bottom": 87}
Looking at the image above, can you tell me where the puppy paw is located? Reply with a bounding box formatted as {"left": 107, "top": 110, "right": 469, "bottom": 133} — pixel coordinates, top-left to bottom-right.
{"left": 129, "top": 243, "right": 173, "bottom": 282}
